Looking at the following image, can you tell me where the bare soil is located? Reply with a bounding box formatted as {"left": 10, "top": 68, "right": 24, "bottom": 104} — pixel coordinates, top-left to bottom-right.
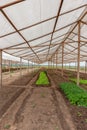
{"left": 0, "top": 68, "right": 87, "bottom": 130}
{"left": 10, "top": 70, "right": 38, "bottom": 86}
{"left": 0, "top": 87, "right": 25, "bottom": 118}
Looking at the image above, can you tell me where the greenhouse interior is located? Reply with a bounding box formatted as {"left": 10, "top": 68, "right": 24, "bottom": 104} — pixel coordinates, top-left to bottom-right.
{"left": 0, "top": 0, "right": 87, "bottom": 130}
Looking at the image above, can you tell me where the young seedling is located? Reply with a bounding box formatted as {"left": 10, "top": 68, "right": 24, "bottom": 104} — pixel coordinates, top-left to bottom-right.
{"left": 31, "top": 102, "right": 36, "bottom": 108}
{"left": 41, "top": 93, "right": 45, "bottom": 98}
{"left": 85, "top": 119, "right": 87, "bottom": 123}
{"left": 4, "top": 124, "right": 11, "bottom": 129}
{"left": 77, "top": 112, "right": 82, "bottom": 117}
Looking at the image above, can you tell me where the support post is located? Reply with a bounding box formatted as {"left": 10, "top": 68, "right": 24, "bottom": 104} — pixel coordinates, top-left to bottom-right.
{"left": 69, "top": 63, "right": 70, "bottom": 69}
{"left": 28, "top": 60, "right": 29, "bottom": 73}
{"left": 0, "top": 50, "right": 2, "bottom": 88}
{"left": 62, "top": 43, "right": 64, "bottom": 76}
{"left": 77, "top": 22, "right": 80, "bottom": 86}
{"left": 85, "top": 61, "right": 87, "bottom": 74}
{"left": 20, "top": 58, "right": 22, "bottom": 77}
{"left": 48, "top": 61, "right": 49, "bottom": 68}
{"left": 53, "top": 57, "right": 54, "bottom": 68}
{"left": 9, "top": 60, "right": 11, "bottom": 77}
{"left": 51, "top": 60, "right": 52, "bottom": 69}
{"left": 75, "top": 62, "right": 76, "bottom": 71}
{"left": 56, "top": 52, "right": 58, "bottom": 70}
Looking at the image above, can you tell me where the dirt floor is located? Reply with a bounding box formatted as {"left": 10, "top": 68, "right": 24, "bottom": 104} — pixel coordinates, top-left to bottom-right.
{"left": 2, "top": 68, "right": 38, "bottom": 86}
{"left": 47, "top": 69, "right": 87, "bottom": 130}
{"left": 0, "top": 68, "right": 87, "bottom": 130}
{"left": 0, "top": 87, "right": 25, "bottom": 118}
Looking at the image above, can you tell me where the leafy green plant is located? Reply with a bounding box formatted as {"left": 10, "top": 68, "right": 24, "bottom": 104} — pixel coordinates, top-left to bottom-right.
{"left": 36, "top": 71, "right": 49, "bottom": 85}
{"left": 60, "top": 82, "right": 87, "bottom": 107}
{"left": 70, "top": 78, "right": 87, "bottom": 85}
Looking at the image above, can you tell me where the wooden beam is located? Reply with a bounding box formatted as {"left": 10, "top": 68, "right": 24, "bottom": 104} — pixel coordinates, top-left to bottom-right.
{"left": 62, "top": 43, "right": 64, "bottom": 76}
{"left": 56, "top": 52, "right": 58, "bottom": 69}
{"left": 0, "top": 0, "right": 25, "bottom": 9}
{"left": 50, "top": 9, "right": 87, "bottom": 61}
{"left": 77, "top": 22, "right": 81, "bottom": 85}
{"left": 85, "top": 61, "right": 87, "bottom": 74}
{"left": 1, "top": 10, "right": 41, "bottom": 62}
{"left": 0, "top": 50, "right": 2, "bottom": 88}
{"left": 0, "top": 4, "right": 86, "bottom": 39}
{"left": 80, "top": 20, "right": 87, "bottom": 25}
{"left": 20, "top": 58, "right": 22, "bottom": 77}
{"left": 47, "top": 0, "right": 64, "bottom": 57}
{"left": 0, "top": 16, "right": 56, "bottom": 39}
{"left": 60, "top": 4, "right": 87, "bottom": 16}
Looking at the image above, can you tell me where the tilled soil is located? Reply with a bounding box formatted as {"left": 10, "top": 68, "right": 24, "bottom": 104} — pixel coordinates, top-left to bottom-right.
{"left": 10, "top": 70, "right": 38, "bottom": 86}
{"left": 0, "top": 87, "right": 25, "bottom": 118}
{"left": 0, "top": 68, "right": 87, "bottom": 130}
{"left": 14, "top": 87, "right": 63, "bottom": 130}
{"left": 0, "top": 69, "right": 76, "bottom": 130}
{"left": 48, "top": 69, "right": 87, "bottom": 130}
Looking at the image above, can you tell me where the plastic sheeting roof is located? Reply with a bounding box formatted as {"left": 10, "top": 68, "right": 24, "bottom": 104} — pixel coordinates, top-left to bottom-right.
{"left": 0, "top": 0, "right": 87, "bottom": 64}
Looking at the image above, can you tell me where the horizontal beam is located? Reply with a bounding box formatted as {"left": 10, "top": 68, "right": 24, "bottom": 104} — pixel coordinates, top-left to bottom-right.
{"left": 0, "top": 0, "right": 25, "bottom": 9}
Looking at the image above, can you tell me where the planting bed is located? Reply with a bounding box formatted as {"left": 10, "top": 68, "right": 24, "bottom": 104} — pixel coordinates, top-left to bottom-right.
{"left": 48, "top": 69, "right": 87, "bottom": 130}
{"left": 60, "top": 82, "right": 87, "bottom": 107}
{"left": 35, "top": 71, "right": 50, "bottom": 87}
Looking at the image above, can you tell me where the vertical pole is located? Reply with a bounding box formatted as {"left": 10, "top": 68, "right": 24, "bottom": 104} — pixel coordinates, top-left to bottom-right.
{"left": 53, "top": 57, "right": 54, "bottom": 68}
{"left": 62, "top": 43, "right": 64, "bottom": 76}
{"left": 85, "top": 61, "right": 87, "bottom": 74}
{"left": 32, "top": 62, "right": 34, "bottom": 72}
{"left": 75, "top": 62, "right": 76, "bottom": 71}
{"left": 28, "top": 60, "right": 29, "bottom": 73}
{"left": 48, "top": 61, "right": 49, "bottom": 69}
{"left": 17, "top": 62, "right": 18, "bottom": 71}
{"left": 52, "top": 59, "right": 54, "bottom": 68}
{"left": 0, "top": 50, "right": 2, "bottom": 88}
{"left": 69, "top": 63, "right": 70, "bottom": 69}
{"left": 77, "top": 22, "right": 80, "bottom": 86}
{"left": 56, "top": 53, "right": 57, "bottom": 69}
{"left": 10, "top": 60, "right": 12, "bottom": 77}
{"left": 9, "top": 60, "right": 11, "bottom": 77}
{"left": 20, "top": 58, "right": 22, "bottom": 77}
{"left": 51, "top": 59, "right": 53, "bottom": 69}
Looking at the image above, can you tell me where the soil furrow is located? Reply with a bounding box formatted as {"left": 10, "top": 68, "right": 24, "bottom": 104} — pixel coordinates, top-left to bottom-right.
{"left": 14, "top": 87, "right": 34, "bottom": 124}
{"left": 51, "top": 88, "right": 70, "bottom": 130}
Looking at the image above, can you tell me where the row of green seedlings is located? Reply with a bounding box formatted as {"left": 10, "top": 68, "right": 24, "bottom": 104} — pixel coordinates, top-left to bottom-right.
{"left": 70, "top": 78, "right": 87, "bottom": 85}
{"left": 36, "top": 71, "right": 49, "bottom": 85}
{"left": 60, "top": 82, "right": 87, "bottom": 107}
